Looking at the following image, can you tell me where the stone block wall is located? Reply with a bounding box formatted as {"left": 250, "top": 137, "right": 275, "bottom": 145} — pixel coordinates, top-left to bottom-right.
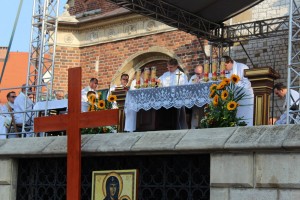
{"left": 210, "top": 153, "right": 300, "bottom": 200}
{"left": 0, "top": 159, "right": 18, "bottom": 200}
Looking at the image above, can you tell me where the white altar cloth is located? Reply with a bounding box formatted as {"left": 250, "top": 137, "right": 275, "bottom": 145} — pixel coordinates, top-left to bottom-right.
{"left": 124, "top": 83, "right": 216, "bottom": 132}
{"left": 33, "top": 99, "right": 68, "bottom": 111}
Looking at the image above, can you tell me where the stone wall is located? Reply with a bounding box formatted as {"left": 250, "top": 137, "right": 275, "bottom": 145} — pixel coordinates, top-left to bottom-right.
{"left": 0, "top": 159, "right": 17, "bottom": 200}
{"left": 1, "top": 125, "right": 300, "bottom": 199}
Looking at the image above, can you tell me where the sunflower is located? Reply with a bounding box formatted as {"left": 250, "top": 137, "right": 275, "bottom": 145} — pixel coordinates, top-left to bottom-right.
{"left": 209, "top": 90, "right": 216, "bottom": 98}
{"left": 213, "top": 95, "right": 219, "bottom": 106}
{"left": 88, "top": 105, "right": 95, "bottom": 112}
{"left": 231, "top": 74, "right": 240, "bottom": 84}
{"left": 209, "top": 84, "right": 217, "bottom": 92}
{"left": 221, "top": 90, "right": 229, "bottom": 100}
{"left": 222, "top": 78, "right": 230, "bottom": 86}
{"left": 97, "top": 100, "right": 106, "bottom": 109}
{"left": 107, "top": 95, "right": 117, "bottom": 102}
{"left": 216, "top": 82, "right": 225, "bottom": 90}
{"left": 227, "top": 101, "right": 238, "bottom": 111}
{"left": 87, "top": 93, "right": 96, "bottom": 104}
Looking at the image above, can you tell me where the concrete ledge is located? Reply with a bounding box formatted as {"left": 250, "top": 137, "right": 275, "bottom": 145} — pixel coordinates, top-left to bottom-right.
{"left": 175, "top": 127, "right": 235, "bottom": 151}
{"left": 0, "top": 125, "right": 299, "bottom": 157}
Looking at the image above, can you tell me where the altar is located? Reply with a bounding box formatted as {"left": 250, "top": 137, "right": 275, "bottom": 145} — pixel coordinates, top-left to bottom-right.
{"left": 124, "top": 82, "right": 216, "bottom": 132}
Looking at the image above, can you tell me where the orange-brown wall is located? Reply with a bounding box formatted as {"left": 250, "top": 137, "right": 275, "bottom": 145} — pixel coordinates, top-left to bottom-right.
{"left": 0, "top": 52, "right": 28, "bottom": 103}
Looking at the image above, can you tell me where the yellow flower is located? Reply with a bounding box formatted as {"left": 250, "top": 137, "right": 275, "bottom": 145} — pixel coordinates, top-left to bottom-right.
{"left": 97, "top": 100, "right": 105, "bottom": 109}
{"left": 88, "top": 105, "right": 95, "bottom": 112}
{"left": 87, "top": 93, "right": 96, "bottom": 104}
{"left": 107, "top": 95, "right": 117, "bottom": 102}
{"left": 213, "top": 95, "right": 219, "bottom": 106}
{"left": 227, "top": 101, "right": 238, "bottom": 111}
{"left": 209, "top": 90, "right": 216, "bottom": 98}
{"left": 231, "top": 74, "right": 240, "bottom": 84}
{"left": 221, "top": 90, "right": 229, "bottom": 100}
{"left": 209, "top": 84, "right": 217, "bottom": 92}
{"left": 216, "top": 82, "right": 225, "bottom": 90}
{"left": 222, "top": 78, "right": 230, "bottom": 86}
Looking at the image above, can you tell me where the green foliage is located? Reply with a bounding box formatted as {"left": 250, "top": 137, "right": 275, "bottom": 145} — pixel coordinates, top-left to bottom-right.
{"left": 200, "top": 75, "right": 247, "bottom": 128}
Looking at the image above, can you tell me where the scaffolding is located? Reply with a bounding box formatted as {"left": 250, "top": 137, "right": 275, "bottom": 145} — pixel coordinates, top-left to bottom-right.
{"left": 287, "top": 0, "right": 300, "bottom": 124}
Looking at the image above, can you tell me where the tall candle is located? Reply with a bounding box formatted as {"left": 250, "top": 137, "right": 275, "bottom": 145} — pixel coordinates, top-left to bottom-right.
{"left": 220, "top": 58, "right": 226, "bottom": 79}
{"left": 143, "top": 67, "right": 150, "bottom": 87}
{"left": 136, "top": 69, "right": 141, "bottom": 88}
{"left": 203, "top": 60, "right": 209, "bottom": 82}
{"left": 151, "top": 66, "right": 156, "bottom": 87}
{"left": 212, "top": 59, "right": 217, "bottom": 81}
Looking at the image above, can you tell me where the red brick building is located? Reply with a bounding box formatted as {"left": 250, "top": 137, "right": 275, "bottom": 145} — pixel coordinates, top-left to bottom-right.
{"left": 54, "top": 0, "right": 205, "bottom": 91}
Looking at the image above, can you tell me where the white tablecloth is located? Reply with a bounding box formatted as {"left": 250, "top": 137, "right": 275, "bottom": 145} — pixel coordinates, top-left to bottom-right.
{"left": 33, "top": 99, "right": 68, "bottom": 111}
{"left": 124, "top": 83, "right": 216, "bottom": 132}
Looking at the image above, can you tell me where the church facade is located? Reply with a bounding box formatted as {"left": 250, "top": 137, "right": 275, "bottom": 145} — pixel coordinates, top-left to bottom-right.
{"left": 54, "top": 0, "right": 291, "bottom": 118}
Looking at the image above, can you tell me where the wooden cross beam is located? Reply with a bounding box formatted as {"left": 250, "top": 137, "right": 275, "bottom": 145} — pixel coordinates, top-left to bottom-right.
{"left": 34, "top": 67, "right": 119, "bottom": 200}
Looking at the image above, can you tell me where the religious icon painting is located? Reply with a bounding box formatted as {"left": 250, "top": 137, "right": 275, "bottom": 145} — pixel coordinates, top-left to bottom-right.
{"left": 91, "top": 169, "right": 138, "bottom": 200}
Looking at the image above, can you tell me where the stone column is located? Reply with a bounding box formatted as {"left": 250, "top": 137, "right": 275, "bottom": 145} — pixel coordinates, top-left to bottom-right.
{"left": 244, "top": 67, "right": 279, "bottom": 125}
{"left": 0, "top": 159, "right": 18, "bottom": 200}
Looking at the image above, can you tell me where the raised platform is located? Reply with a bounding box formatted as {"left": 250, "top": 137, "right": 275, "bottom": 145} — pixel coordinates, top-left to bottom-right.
{"left": 0, "top": 125, "right": 299, "bottom": 157}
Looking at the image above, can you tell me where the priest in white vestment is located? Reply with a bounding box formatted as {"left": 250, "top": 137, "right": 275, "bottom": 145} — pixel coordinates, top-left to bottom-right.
{"left": 188, "top": 65, "right": 205, "bottom": 128}
{"left": 81, "top": 78, "right": 98, "bottom": 112}
{"left": 158, "top": 58, "right": 189, "bottom": 129}
{"left": 223, "top": 56, "right": 254, "bottom": 126}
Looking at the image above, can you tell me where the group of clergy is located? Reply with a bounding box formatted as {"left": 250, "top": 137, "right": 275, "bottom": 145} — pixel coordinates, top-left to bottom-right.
{"left": 124, "top": 56, "right": 254, "bottom": 131}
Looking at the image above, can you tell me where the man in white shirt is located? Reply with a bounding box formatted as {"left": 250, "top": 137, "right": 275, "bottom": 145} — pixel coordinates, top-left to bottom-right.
{"left": 158, "top": 58, "right": 188, "bottom": 86}
{"left": 81, "top": 78, "right": 98, "bottom": 112}
{"left": 224, "top": 56, "right": 254, "bottom": 126}
{"left": 273, "top": 83, "right": 300, "bottom": 124}
{"left": 14, "top": 85, "right": 34, "bottom": 134}
{"left": 0, "top": 91, "right": 17, "bottom": 138}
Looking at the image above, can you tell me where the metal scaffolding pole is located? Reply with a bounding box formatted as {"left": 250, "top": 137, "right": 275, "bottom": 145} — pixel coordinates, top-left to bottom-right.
{"left": 23, "top": 0, "right": 60, "bottom": 134}
{"left": 287, "top": 0, "right": 300, "bottom": 124}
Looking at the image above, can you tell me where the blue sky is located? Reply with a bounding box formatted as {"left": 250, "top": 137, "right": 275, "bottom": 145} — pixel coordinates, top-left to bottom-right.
{"left": 0, "top": 0, "right": 67, "bottom": 52}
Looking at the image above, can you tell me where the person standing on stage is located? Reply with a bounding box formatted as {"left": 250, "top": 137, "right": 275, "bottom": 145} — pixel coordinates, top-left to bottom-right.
{"left": 158, "top": 58, "right": 188, "bottom": 87}
{"left": 223, "top": 56, "right": 254, "bottom": 126}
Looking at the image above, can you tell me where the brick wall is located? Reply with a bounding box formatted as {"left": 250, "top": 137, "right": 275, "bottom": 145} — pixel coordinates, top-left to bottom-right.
{"left": 54, "top": 30, "right": 204, "bottom": 91}
{"left": 69, "top": 0, "right": 120, "bottom": 15}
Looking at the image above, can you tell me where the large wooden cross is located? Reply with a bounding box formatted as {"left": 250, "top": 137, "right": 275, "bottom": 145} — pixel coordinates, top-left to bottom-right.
{"left": 34, "top": 67, "right": 119, "bottom": 200}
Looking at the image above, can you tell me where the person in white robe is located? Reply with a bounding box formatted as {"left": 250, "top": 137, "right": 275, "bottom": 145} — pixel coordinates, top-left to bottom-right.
{"left": 109, "top": 73, "right": 130, "bottom": 110}
{"left": 81, "top": 78, "right": 98, "bottom": 112}
{"left": 188, "top": 65, "right": 205, "bottom": 129}
{"left": 223, "top": 56, "right": 254, "bottom": 126}
{"left": 158, "top": 58, "right": 188, "bottom": 129}
{"left": 273, "top": 83, "right": 300, "bottom": 125}
{"left": 14, "top": 85, "right": 35, "bottom": 135}
{"left": 158, "top": 59, "right": 188, "bottom": 87}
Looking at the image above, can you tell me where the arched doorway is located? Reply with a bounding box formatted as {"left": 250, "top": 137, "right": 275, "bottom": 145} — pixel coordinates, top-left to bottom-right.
{"left": 110, "top": 46, "right": 186, "bottom": 86}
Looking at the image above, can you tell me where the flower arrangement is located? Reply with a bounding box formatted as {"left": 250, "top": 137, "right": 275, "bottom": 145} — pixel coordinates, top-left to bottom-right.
{"left": 81, "top": 91, "right": 117, "bottom": 134}
{"left": 200, "top": 74, "right": 247, "bottom": 128}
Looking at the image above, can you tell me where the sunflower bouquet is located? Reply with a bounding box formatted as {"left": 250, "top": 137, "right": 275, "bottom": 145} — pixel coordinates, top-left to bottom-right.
{"left": 87, "top": 92, "right": 116, "bottom": 111}
{"left": 200, "top": 74, "right": 247, "bottom": 128}
{"left": 81, "top": 91, "right": 117, "bottom": 134}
